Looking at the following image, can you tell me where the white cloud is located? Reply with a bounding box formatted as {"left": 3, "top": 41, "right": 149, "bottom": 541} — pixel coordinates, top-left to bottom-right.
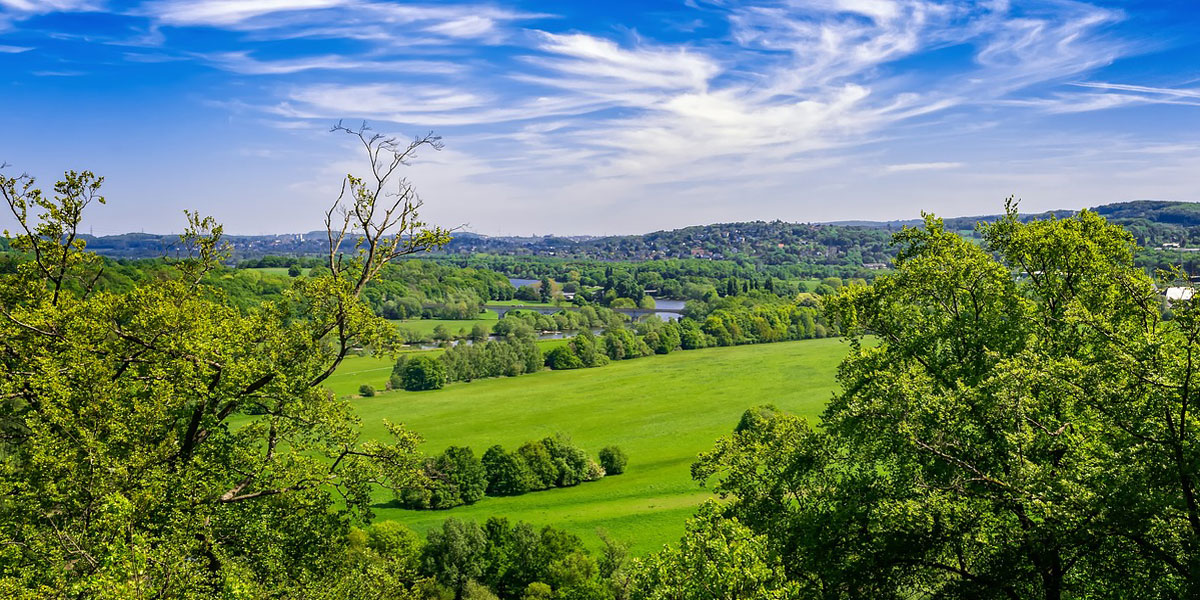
{"left": 0, "top": 0, "right": 99, "bottom": 11}
{"left": 884, "top": 162, "right": 964, "bottom": 173}
{"left": 1072, "top": 82, "right": 1200, "bottom": 99}
{"left": 262, "top": 0, "right": 1145, "bottom": 209}
{"left": 198, "top": 50, "right": 462, "bottom": 75}
{"left": 7, "top": 0, "right": 1191, "bottom": 234}
{"left": 141, "top": 0, "right": 349, "bottom": 27}
{"left": 0, "top": 44, "right": 32, "bottom": 52}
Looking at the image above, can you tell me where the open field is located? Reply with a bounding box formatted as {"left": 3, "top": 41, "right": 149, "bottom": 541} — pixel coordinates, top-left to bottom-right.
{"left": 350, "top": 337, "right": 851, "bottom": 554}
{"left": 327, "top": 339, "right": 572, "bottom": 397}
{"left": 390, "top": 310, "right": 499, "bottom": 337}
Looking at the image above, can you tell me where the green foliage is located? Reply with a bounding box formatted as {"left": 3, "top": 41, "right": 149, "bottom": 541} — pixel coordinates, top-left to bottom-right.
{"left": 423, "top": 519, "right": 489, "bottom": 599}
{"left": 544, "top": 346, "right": 584, "bottom": 370}
{"left": 481, "top": 445, "right": 535, "bottom": 497}
{"left": 439, "top": 339, "right": 543, "bottom": 383}
{"left": 402, "top": 355, "right": 448, "bottom": 391}
{"left": 597, "top": 446, "right": 628, "bottom": 476}
{"left": 630, "top": 502, "right": 794, "bottom": 600}
{"left": 407, "top": 436, "right": 605, "bottom": 508}
{"left": 693, "top": 205, "right": 1200, "bottom": 598}
{"left": 359, "top": 383, "right": 376, "bottom": 397}
{"left": 733, "top": 404, "right": 779, "bottom": 433}
{"left": 0, "top": 156, "right": 445, "bottom": 596}
{"left": 516, "top": 441, "right": 558, "bottom": 491}
{"left": 514, "top": 285, "right": 541, "bottom": 302}
{"left": 402, "top": 446, "right": 488, "bottom": 510}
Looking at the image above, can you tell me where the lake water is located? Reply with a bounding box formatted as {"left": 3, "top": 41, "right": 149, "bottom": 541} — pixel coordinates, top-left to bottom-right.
{"left": 652, "top": 298, "right": 686, "bottom": 321}
{"left": 506, "top": 278, "right": 686, "bottom": 320}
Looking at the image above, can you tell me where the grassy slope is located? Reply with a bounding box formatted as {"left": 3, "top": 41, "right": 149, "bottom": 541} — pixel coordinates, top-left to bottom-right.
{"left": 351, "top": 337, "right": 850, "bottom": 554}
{"left": 325, "top": 339, "right": 571, "bottom": 397}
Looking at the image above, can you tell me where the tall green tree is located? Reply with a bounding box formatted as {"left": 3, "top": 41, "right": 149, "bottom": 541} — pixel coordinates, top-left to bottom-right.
{"left": 0, "top": 123, "right": 452, "bottom": 597}
{"left": 694, "top": 204, "right": 1199, "bottom": 599}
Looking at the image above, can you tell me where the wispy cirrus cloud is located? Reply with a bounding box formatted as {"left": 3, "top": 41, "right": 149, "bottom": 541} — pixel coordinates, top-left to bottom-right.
{"left": 885, "top": 161, "right": 963, "bottom": 173}
{"left": 199, "top": 50, "right": 463, "bottom": 75}
{"left": 139, "top": 0, "right": 350, "bottom": 27}
{"left": 138, "top": 0, "right": 547, "bottom": 44}
{"left": 3, "top": 0, "right": 1197, "bottom": 234}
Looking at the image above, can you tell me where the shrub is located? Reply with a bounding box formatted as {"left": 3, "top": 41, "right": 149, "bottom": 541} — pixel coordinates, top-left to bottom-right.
{"left": 481, "top": 445, "right": 534, "bottom": 496}
{"left": 735, "top": 405, "right": 780, "bottom": 434}
{"left": 402, "top": 446, "right": 487, "bottom": 509}
{"left": 598, "top": 446, "right": 627, "bottom": 475}
{"left": 402, "top": 355, "right": 447, "bottom": 391}
{"left": 358, "top": 384, "right": 376, "bottom": 397}
{"left": 514, "top": 285, "right": 540, "bottom": 302}
{"left": 543, "top": 434, "right": 589, "bottom": 487}
{"left": 544, "top": 346, "right": 583, "bottom": 370}
{"left": 464, "top": 580, "right": 499, "bottom": 600}
{"left": 439, "top": 446, "right": 488, "bottom": 506}
{"left": 287, "top": 264, "right": 301, "bottom": 277}
{"left": 584, "top": 458, "right": 606, "bottom": 481}
{"left": 517, "top": 441, "right": 557, "bottom": 490}
{"left": 523, "top": 582, "right": 553, "bottom": 600}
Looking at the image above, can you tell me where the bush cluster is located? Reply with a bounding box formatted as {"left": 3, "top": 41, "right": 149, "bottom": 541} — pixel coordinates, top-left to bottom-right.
{"left": 399, "top": 436, "right": 622, "bottom": 509}
{"left": 392, "top": 339, "right": 544, "bottom": 390}
{"left": 440, "top": 339, "right": 543, "bottom": 382}
{"left": 393, "top": 354, "right": 448, "bottom": 391}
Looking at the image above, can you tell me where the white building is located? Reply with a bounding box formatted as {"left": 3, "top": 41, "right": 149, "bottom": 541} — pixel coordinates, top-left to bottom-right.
{"left": 1166, "top": 287, "right": 1195, "bottom": 303}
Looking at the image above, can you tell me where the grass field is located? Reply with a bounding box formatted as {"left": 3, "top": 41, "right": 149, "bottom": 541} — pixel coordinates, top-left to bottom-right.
{"left": 326, "top": 338, "right": 572, "bottom": 397}
{"left": 350, "top": 337, "right": 851, "bottom": 555}
{"left": 390, "top": 310, "right": 499, "bottom": 337}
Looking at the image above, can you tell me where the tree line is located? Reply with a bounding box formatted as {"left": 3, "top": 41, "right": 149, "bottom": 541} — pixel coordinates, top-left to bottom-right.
{"left": 396, "top": 436, "right": 625, "bottom": 510}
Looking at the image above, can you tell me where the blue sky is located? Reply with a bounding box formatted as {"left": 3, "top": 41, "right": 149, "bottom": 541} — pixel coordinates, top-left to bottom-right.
{"left": 1, "top": 0, "right": 1198, "bottom": 236}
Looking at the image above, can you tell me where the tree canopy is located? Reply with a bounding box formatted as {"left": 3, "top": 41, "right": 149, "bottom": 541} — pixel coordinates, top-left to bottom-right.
{"left": 691, "top": 203, "right": 1200, "bottom": 599}
{"left": 0, "top": 124, "right": 452, "bottom": 597}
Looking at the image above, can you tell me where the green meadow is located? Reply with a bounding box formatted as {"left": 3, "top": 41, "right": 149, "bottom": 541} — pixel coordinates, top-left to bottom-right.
{"left": 390, "top": 310, "right": 500, "bottom": 337}
{"left": 345, "top": 337, "right": 851, "bottom": 554}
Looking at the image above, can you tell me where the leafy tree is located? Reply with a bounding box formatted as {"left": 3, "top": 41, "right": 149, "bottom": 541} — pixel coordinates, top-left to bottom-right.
{"left": 694, "top": 205, "right": 1200, "bottom": 599}
{"left": 463, "top": 579, "right": 500, "bottom": 600}
{"left": 433, "top": 323, "right": 453, "bottom": 341}
{"left": 733, "top": 404, "right": 779, "bottom": 434}
{"left": 568, "top": 330, "right": 608, "bottom": 368}
{"left": 630, "top": 502, "right": 793, "bottom": 600}
{"left": 423, "top": 519, "right": 489, "bottom": 600}
{"left": 542, "top": 434, "right": 596, "bottom": 487}
{"left": 598, "top": 446, "right": 628, "bottom": 475}
{"left": 402, "top": 355, "right": 448, "bottom": 391}
{"left": 544, "top": 346, "right": 583, "bottom": 370}
{"left": 470, "top": 322, "right": 491, "bottom": 342}
{"left": 0, "top": 123, "right": 451, "bottom": 596}
{"left": 287, "top": 264, "right": 302, "bottom": 277}
{"left": 359, "top": 383, "right": 376, "bottom": 397}
{"left": 481, "top": 445, "right": 534, "bottom": 497}
{"left": 515, "top": 285, "right": 540, "bottom": 302}
{"left": 539, "top": 276, "right": 552, "bottom": 303}
{"left": 516, "top": 441, "right": 558, "bottom": 491}
{"left": 438, "top": 446, "right": 488, "bottom": 506}
{"left": 522, "top": 582, "right": 553, "bottom": 600}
